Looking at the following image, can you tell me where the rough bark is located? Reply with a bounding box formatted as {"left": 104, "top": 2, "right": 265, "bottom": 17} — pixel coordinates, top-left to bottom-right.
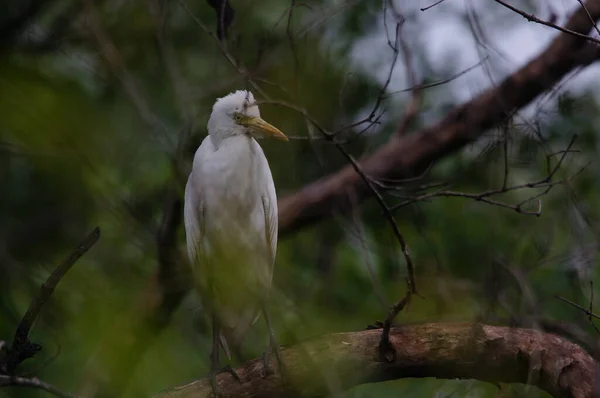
{"left": 278, "top": 0, "right": 600, "bottom": 235}
{"left": 153, "top": 323, "right": 600, "bottom": 398}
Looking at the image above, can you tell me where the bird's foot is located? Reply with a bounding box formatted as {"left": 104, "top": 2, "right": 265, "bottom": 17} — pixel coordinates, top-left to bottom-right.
{"left": 209, "top": 370, "right": 220, "bottom": 398}
{"left": 365, "top": 320, "right": 385, "bottom": 330}
{"left": 217, "top": 364, "right": 242, "bottom": 383}
{"left": 260, "top": 347, "right": 288, "bottom": 384}
{"left": 260, "top": 351, "right": 274, "bottom": 378}
{"left": 208, "top": 364, "right": 242, "bottom": 397}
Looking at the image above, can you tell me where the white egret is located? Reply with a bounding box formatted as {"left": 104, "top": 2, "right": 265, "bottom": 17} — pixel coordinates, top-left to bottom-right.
{"left": 184, "top": 90, "right": 287, "bottom": 394}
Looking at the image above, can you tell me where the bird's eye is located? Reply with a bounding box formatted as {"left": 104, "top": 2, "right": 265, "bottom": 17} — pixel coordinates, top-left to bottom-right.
{"left": 233, "top": 113, "right": 243, "bottom": 123}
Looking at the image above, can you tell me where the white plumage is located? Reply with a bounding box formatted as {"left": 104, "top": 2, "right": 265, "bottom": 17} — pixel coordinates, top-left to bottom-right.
{"left": 184, "top": 90, "right": 287, "bottom": 382}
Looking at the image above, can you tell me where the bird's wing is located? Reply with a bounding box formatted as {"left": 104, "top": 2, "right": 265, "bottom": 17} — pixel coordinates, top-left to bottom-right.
{"left": 262, "top": 186, "right": 278, "bottom": 267}
{"left": 185, "top": 171, "right": 235, "bottom": 359}
{"left": 184, "top": 176, "right": 204, "bottom": 267}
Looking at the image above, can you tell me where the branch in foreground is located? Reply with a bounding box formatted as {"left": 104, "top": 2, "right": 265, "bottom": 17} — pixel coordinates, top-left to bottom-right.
{"left": 154, "top": 323, "right": 598, "bottom": 398}
{"left": 0, "top": 375, "right": 73, "bottom": 398}
{"left": 277, "top": 0, "right": 600, "bottom": 235}
{"left": 4, "top": 227, "right": 100, "bottom": 374}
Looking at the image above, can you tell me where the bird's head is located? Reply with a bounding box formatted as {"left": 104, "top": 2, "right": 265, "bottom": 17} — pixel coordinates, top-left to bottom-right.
{"left": 207, "top": 90, "right": 288, "bottom": 143}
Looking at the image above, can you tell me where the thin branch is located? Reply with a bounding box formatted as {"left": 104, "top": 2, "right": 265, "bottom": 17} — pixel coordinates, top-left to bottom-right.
{"left": 588, "top": 281, "right": 600, "bottom": 335}
{"left": 502, "top": 123, "right": 509, "bottom": 190}
{"left": 336, "top": 146, "right": 416, "bottom": 294}
{"left": 179, "top": 0, "right": 268, "bottom": 99}
{"left": 494, "top": 0, "right": 600, "bottom": 46}
{"left": 421, "top": 0, "right": 447, "bottom": 12}
{"left": 576, "top": 0, "right": 600, "bottom": 37}
{"left": 286, "top": 0, "right": 300, "bottom": 76}
{"left": 378, "top": 287, "right": 411, "bottom": 362}
{"left": 556, "top": 295, "right": 600, "bottom": 321}
{"left": 0, "top": 375, "right": 75, "bottom": 398}
{"left": 206, "top": 0, "right": 235, "bottom": 41}
{"left": 256, "top": 99, "right": 332, "bottom": 138}
{"left": 335, "top": 144, "right": 417, "bottom": 362}
{"left": 336, "top": 3, "right": 402, "bottom": 134}
{"left": 5, "top": 227, "right": 100, "bottom": 373}
{"left": 385, "top": 57, "right": 487, "bottom": 97}
{"left": 394, "top": 3, "right": 421, "bottom": 136}
{"left": 389, "top": 135, "right": 582, "bottom": 214}
{"left": 389, "top": 162, "right": 585, "bottom": 215}
{"left": 349, "top": 192, "right": 388, "bottom": 309}
{"left": 83, "top": 0, "right": 173, "bottom": 150}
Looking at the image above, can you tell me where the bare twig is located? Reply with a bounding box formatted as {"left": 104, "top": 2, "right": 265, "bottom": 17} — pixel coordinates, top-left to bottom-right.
{"left": 389, "top": 137, "right": 583, "bottom": 215}
{"left": 349, "top": 190, "right": 388, "bottom": 308}
{"left": 502, "top": 123, "right": 510, "bottom": 190}
{"left": 151, "top": 0, "right": 196, "bottom": 131}
{"left": 179, "top": 0, "right": 269, "bottom": 100}
{"left": 256, "top": 99, "right": 333, "bottom": 138}
{"left": 378, "top": 286, "right": 411, "bottom": 362}
{"left": 83, "top": 0, "right": 173, "bottom": 150}
{"left": 335, "top": 144, "right": 417, "bottom": 362}
{"left": 295, "top": 0, "right": 361, "bottom": 38}
{"left": 392, "top": 189, "right": 544, "bottom": 215}
{"left": 556, "top": 295, "right": 600, "bottom": 321}
{"left": 336, "top": 2, "right": 403, "bottom": 134}
{"left": 5, "top": 227, "right": 100, "bottom": 373}
{"left": 421, "top": 0, "right": 447, "bottom": 12}
{"left": 394, "top": 3, "right": 421, "bottom": 136}
{"left": 576, "top": 0, "right": 600, "bottom": 37}
{"left": 206, "top": 0, "right": 235, "bottom": 41}
{"left": 0, "top": 375, "right": 75, "bottom": 398}
{"left": 385, "top": 57, "right": 487, "bottom": 97}
{"left": 494, "top": 0, "right": 600, "bottom": 46}
{"left": 588, "top": 281, "right": 600, "bottom": 335}
{"left": 337, "top": 146, "right": 416, "bottom": 293}
{"left": 286, "top": 0, "right": 300, "bottom": 76}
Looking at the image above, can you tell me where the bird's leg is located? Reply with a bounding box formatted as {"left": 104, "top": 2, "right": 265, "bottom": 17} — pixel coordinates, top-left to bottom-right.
{"left": 216, "top": 364, "right": 242, "bottom": 383}
{"left": 210, "top": 318, "right": 242, "bottom": 387}
{"left": 209, "top": 318, "right": 221, "bottom": 397}
{"left": 261, "top": 306, "right": 287, "bottom": 383}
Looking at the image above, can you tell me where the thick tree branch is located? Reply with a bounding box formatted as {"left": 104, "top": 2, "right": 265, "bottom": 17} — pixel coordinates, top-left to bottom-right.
{"left": 278, "top": 0, "right": 600, "bottom": 235}
{"left": 154, "top": 323, "right": 599, "bottom": 398}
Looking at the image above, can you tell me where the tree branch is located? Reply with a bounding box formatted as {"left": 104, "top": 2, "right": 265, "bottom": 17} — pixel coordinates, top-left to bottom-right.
{"left": 4, "top": 227, "right": 100, "bottom": 374}
{"left": 206, "top": 0, "right": 235, "bottom": 41}
{"left": 153, "top": 323, "right": 599, "bottom": 398}
{"left": 494, "top": 0, "right": 600, "bottom": 46}
{"left": 277, "top": 0, "right": 600, "bottom": 235}
{"left": 0, "top": 375, "right": 74, "bottom": 398}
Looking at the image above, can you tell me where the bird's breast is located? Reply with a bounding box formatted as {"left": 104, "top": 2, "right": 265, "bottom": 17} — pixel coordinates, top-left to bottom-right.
{"left": 201, "top": 137, "right": 270, "bottom": 252}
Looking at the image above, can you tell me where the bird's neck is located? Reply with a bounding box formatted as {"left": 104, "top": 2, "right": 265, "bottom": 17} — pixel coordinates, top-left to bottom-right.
{"left": 209, "top": 128, "right": 248, "bottom": 149}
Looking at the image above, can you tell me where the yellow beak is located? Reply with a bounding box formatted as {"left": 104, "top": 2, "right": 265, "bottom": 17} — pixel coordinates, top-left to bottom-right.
{"left": 245, "top": 117, "right": 288, "bottom": 141}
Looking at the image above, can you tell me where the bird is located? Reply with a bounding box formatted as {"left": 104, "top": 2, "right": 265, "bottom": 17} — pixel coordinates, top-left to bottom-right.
{"left": 184, "top": 90, "right": 287, "bottom": 394}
